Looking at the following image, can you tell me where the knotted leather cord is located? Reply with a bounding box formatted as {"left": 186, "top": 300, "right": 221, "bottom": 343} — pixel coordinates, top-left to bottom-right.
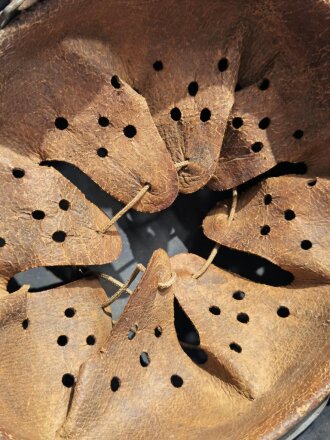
{"left": 104, "top": 184, "right": 150, "bottom": 231}
{"left": 158, "top": 272, "right": 177, "bottom": 289}
{"left": 175, "top": 160, "right": 190, "bottom": 170}
{"left": 94, "top": 265, "right": 177, "bottom": 309}
{"left": 101, "top": 263, "right": 146, "bottom": 308}
{"left": 89, "top": 271, "right": 133, "bottom": 295}
{"left": 96, "top": 177, "right": 177, "bottom": 302}
{"left": 192, "top": 188, "right": 238, "bottom": 279}
{"left": 98, "top": 267, "right": 177, "bottom": 307}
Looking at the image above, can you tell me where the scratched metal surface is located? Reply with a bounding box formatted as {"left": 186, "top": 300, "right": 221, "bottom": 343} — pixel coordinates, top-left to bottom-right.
{"left": 296, "top": 404, "right": 329, "bottom": 440}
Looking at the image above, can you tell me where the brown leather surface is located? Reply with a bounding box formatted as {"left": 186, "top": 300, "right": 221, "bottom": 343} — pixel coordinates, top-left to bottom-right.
{"left": 0, "top": 279, "right": 112, "bottom": 440}
{"left": 54, "top": 251, "right": 330, "bottom": 440}
{"left": 1, "top": 0, "right": 240, "bottom": 195}
{"left": 209, "top": 1, "right": 330, "bottom": 190}
{"left": 0, "top": 155, "right": 121, "bottom": 293}
{"left": 2, "top": 0, "right": 328, "bottom": 194}
{"left": 58, "top": 250, "right": 237, "bottom": 439}
{"left": 204, "top": 176, "right": 330, "bottom": 285}
{"left": 0, "top": 0, "right": 329, "bottom": 438}
{"left": 143, "top": 26, "right": 243, "bottom": 193}
{"left": 171, "top": 254, "right": 330, "bottom": 440}
{"left": 0, "top": 1, "right": 178, "bottom": 212}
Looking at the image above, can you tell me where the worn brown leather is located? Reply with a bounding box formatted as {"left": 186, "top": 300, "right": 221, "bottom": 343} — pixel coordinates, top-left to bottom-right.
{"left": 3, "top": 0, "right": 328, "bottom": 195}
{"left": 171, "top": 253, "right": 330, "bottom": 440}
{"left": 2, "top": 0, "right": 329, "bottom": 197}
{"left": 0, "top": 0, "right": 328, "bottom": 210}
{"left": 0, "top": 0, "right": 329, "bottom": 439}
{"left": 208, "top": 1, "right": 329, "bottom": 190}
{"left": 0, "top": 155, "right": 121, "bottom": 293}
{"left": 53, "top": 251, "right": 329, "bottom": 440}
{"left": 0, "top": 241, "right": 328, "bottom": 440}
{"left": 0, "top": 279, "right": 113, "bottom": 440}
{"left": 0, "top": 1, "right": 178, "bottom": 212}
{"left": 59, "top": 250, "right": 237, "bottom": 440}
{"left": 204, "top": 176, "right": 330, "bottom": 284}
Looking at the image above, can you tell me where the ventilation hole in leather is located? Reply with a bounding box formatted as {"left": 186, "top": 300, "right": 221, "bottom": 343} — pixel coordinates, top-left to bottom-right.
{"left": 258, "top": 78, "right": 270, "bottom": 90}
{"left": 128, "top": 324, "right": 138, "bottom": 340}
{"left": 307, "top": 178, "right": 317, "bottom": 187}
{"left": 98, "top": 116, "right": 109, "bottom": 127}
{"left": 111, "top": 75, "right": 121, "bottom": 89}
{"left": 12, "top": 168, "right": 25, "bottom": 178}
{"left": 52, "top": 231, "right": 66, "bottom": 242}
{"left": 260, "top": 225, "right": 270, "bottom": 235}
{"left": 22, "top": 318, "right": 29, "bottom": 330}
{"left": 277, "top": 306, "right": 290, "bottom": 318}
{"left": 57, "top": 335, "right": 68, "bottom": 346}
{"left": 301, "top": 240, "right": 312, "bottom": 250}
{"left": 284, "top": 209, "right": 295, "bottom": 220}
{"left": 232, "top": 117, "right": 243, "bottom": 129}
{"left": 188, "top": 81, "right": 198, "bottom": 96}
{"left": 264, "top": 194, "right": 272, "bottom": 205}
{"left": 154, "top": 326, "right": 162, "bottom": 337}
{"left": 86, "top": 335, "right": 96, "bottom": 345}
{"left": 97, "top": 147, "right": 108, "bottom": 158}
{"left": 170, "top": 107, "right": 181, "bottom": 121}
{"left": 293, "top": 129, "right": 304, "bottom": 139}
{"left": 218, "top": 57, "right": 229, "bottom": 72}
{"left": 32, "top": 210, "right": 45, "bottom": 220}
{"left": 64, "top": 307, "right": 76, "bottom": 318}
{"left": 237, "top": 313, "right": 249, "bottom": 324}
{"left": 55, "top": 117, "right": 68, "bottom": 130}
{"left": 110, "top": 376, "right": 121, "bottom": 392}
{"left": 123, "top": 125, "right": 137, "bottom": 138}
{"left": 62, "top": 373, "right": 75, "bottom": 388}
{"left": 200, "top": 108, "right": 211, "bottom": 122}
{"left": 174, "top": 297, "right": 208, "bottom": 365}
{"left": 38, "top": 160, "right": 132, "bottom": 210}
{"left": 235, "top": 83, "right": 242, "bottom": 92}
{"left": 251, "top": 142, "right": 263, "bottom": 153}
{"left": 153, "top": 60, "right": 163, "bottom": 71}
{"left": 229, "top": 342, "right": 242, "bottom": 353}
{"left": 232, "top": 291, "right": 245, "bottom": 300}
{"left": 171, "top": 374, "right": 183, "bottom": 388}
{"left": 140, "top": 352, "right": 150, "bottom": 367}
{"left": 0, "top": 238, "right": 6, "bottom": 247}
{"left": 258, "top": 117, "right": 271, "bottom": 129}
{"left": 209, "top": 306, "right": 220, "bottom": 315}
{"left": 59, "top": 199, "right": 70, "bottom": 211}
